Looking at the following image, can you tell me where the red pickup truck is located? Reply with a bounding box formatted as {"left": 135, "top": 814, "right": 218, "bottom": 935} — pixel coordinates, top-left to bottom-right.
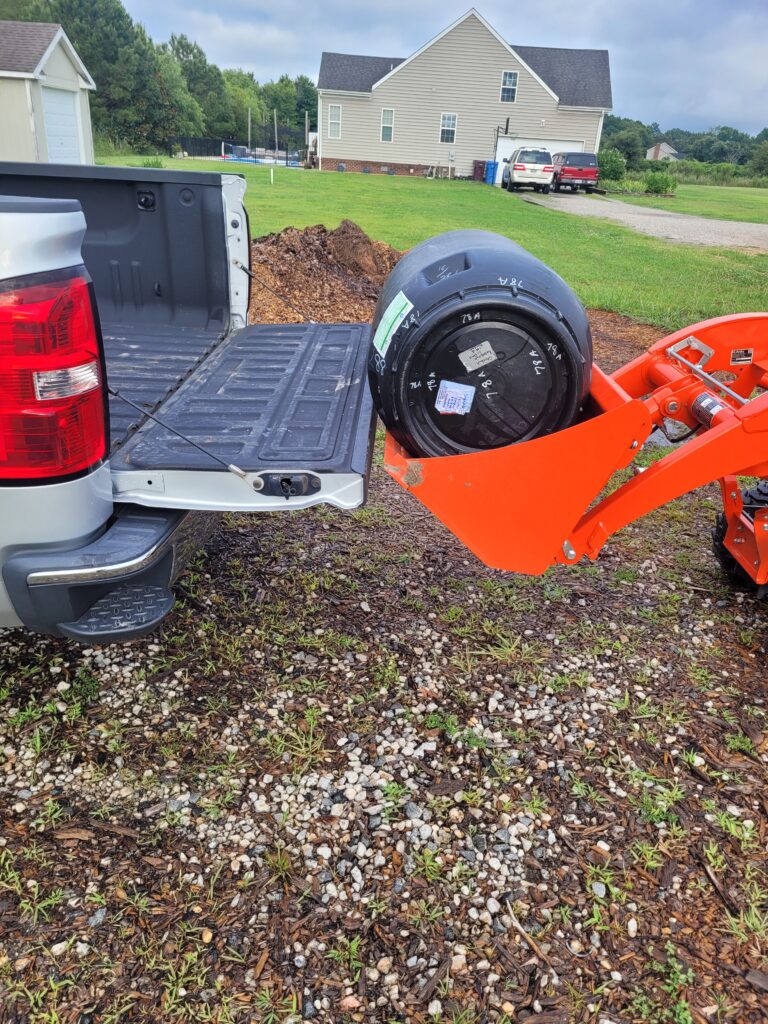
{"left": 552, "top": 152, "right": 599, "bottom": 193}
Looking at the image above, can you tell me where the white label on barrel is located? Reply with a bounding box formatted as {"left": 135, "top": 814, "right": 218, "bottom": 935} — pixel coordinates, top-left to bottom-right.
{"left": 435, "top": 380, "right": 475, "bottom": 415}
{"left": 458, "top": 340, "right": 497, "bottom": 373}
{"left": 372, "top": 290, "right": 414, "bottom": 358}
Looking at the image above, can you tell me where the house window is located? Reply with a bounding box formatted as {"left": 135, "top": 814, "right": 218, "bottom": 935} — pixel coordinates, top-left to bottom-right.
{"left": 381, "top": 108, "right": 394, "bottom": 143}
{"left": 440, "top": 113, "right": 457, "bottom": 144}
{"left": 328, "top": 104, "right": 341, "bottom": 139}
{"left": 500, "top": 71, "right": 518, "bottom": 102}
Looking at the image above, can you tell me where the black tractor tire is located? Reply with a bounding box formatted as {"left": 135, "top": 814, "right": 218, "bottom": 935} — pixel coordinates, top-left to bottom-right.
{"left": 712, "top": 480, "right": 768, "bottom": 594}
{"left": 368, "top": 230, "right": 593, "bottom": 459}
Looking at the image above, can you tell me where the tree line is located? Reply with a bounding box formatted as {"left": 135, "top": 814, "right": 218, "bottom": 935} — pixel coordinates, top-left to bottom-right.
{"left": 603, "top": 115, "right": 768, "bottom": 173}
{"left": 2, "top": 0, "right": 317, "bottom": 150}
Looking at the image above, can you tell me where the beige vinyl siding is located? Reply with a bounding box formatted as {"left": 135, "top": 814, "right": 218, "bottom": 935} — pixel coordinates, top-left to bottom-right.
{"left": 319, "top": 13, "right": 604, "bottom": 175}
{"left": 0, "top": 80, "right": 39, "bottom": 161}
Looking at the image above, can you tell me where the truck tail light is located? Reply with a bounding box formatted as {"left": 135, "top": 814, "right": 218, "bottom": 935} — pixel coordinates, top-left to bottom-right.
{"left": 0, "top": 269, "right": 107, "bottom": 481}
{"left": 542, "top": 166, "right": 554, "bottom": 173}
{"left": 513, "top": 163, "right": 526, "bottom": 171}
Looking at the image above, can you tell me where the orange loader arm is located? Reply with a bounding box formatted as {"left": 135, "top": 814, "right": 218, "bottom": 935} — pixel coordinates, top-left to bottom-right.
{"left": 384, "top": 313, "right": 768, "bottom": 586}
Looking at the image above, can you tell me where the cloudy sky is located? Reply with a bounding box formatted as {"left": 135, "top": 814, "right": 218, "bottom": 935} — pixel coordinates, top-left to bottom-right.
{"left": 122, "top": 0, "right": 767, "bottom": 134}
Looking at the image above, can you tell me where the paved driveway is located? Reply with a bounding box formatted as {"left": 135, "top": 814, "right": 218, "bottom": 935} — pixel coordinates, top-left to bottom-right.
{"left": 523, "top": 193, "right": 768, "bottom": 251}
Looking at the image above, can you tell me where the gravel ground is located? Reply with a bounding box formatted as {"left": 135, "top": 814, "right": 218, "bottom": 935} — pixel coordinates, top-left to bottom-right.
{"left": 521, "top": 194, "right": 768, "bottom": 251}
{"left": 2, "top": 227, "right": 768, "bottom": 1024}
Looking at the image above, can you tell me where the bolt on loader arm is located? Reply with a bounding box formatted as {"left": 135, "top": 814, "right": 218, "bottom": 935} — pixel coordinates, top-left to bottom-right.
{"left": 384, "top": 313, "right": 768, "bottom": 587}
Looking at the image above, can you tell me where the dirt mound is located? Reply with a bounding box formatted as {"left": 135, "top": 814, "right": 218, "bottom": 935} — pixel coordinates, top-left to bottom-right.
{"left": 248, "top": 219, "right": 400, "bottom": 324}
{"left": 247, "top": 221, "right": 661, "bottom": 369}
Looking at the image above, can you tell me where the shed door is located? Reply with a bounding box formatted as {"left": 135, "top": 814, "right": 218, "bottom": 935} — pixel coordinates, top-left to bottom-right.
{"left": 42, "top": 87, "right": 82, "bottom": 164}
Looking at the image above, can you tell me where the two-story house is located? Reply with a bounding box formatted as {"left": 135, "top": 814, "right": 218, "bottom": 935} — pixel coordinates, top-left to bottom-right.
{"left": 317, "top": 9, "right": 612, "bottom": 182}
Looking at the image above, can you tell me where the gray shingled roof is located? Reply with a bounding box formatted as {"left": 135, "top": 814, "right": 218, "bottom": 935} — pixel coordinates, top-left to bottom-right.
{"left": 0, "top": 20, "right": 60, "bottom": 75}
{"left": 512, "top": 45, "right": 611, "bottom": 108}
{"left": 318, "top": 43, "right": 611, "bottom": 108}
{"left": 318, "top": 53, "right": 404, "bottom": 92}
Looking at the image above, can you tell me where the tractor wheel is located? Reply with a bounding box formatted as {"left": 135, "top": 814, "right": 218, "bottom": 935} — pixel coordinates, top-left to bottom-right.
{"left": 712, "top": 480, "right": 768, "bottom": 593}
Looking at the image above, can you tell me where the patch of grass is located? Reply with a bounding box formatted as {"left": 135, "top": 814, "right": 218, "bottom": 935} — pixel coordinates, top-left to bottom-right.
{"left": 703, "top": 841, "right": 726, "bottom": 873}
{"left": 702, "top": 799, "right": 758, "bottom": 851}
{"left": 629, "top": 942, "right": 695, "bottom": 1024}
{"left": 631, "top": 839, "right": 664, "bottom": 872}
{"left": 724, "top": 731, "right": 756, "bottom": 756}
{"left": 609, "top": 182, "right": 768, "bottom": 224}
{"left": 424, "top": 710, "right": 460, "bottom": 736}
{"left": 264, "top": 707, "right": 327, "bottom": 776}
{"left": 265, "top": 843, "right": 294, "bottom": 885}
{"left": 253, "top": 988, "right": 298, "bottom": 1023}
{"left": 99, "top": 158, "right": 768, "bottom": 330}
{"left": 413, "top": 847, "right": 443, "bottom": 883}
{"left": 325, "top": 935, "right": 364, "bottom": 982}
{"left": 382, "top": 781, "right": 409, "bottom": 821}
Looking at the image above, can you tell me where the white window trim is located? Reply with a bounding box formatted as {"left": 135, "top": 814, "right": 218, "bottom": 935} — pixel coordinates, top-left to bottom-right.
{"left": 381, "top": 107, "right": 394, "bottom": 143}
{"left": 328, "top": 103, "right": 341, "bottom": 140}
{"left": 500, "top": 70, "right": 518, "bottom": 103}
{"left": 439, "top": 112, "right": 457, "bottom": 144}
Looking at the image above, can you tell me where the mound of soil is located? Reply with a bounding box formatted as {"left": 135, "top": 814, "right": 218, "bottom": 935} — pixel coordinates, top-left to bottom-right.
{"left": 248, "top": 219, "right": 400, "bottom": 324}
{"left": 248, "top": 220, "right": 661, "bottom": 370}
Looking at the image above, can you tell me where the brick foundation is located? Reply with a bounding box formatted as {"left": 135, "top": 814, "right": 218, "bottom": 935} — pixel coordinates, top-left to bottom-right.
{"left": 321, "top": 158, "right": 437, "bottom": 177}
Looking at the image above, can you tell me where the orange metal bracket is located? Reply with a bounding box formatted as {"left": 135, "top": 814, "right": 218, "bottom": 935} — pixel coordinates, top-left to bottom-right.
{"left": 384, "top": 313, "right": 768, "bottom": 580}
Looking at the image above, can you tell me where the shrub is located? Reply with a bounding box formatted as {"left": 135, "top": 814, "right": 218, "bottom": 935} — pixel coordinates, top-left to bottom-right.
{"left": 598, "top": 148, "right": 626, "bottom": 181}
{"left": 643, "top": 171, "right": 677, "bottom": 194}
{"left": 603, "top": 177, "right": 644, "bottom": 193}
{"left": 141, "top": 156, "right": 166, "bottom": 169}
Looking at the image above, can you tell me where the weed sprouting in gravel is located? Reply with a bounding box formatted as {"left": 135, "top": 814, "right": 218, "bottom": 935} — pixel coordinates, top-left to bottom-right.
{"left": 325, "top": 935, "right": 364, "bottom": 981}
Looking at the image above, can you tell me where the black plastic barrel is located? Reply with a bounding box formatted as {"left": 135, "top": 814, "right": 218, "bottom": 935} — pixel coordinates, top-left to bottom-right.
{"left": 368, "top": 230, "right": 592, "bottom": 458}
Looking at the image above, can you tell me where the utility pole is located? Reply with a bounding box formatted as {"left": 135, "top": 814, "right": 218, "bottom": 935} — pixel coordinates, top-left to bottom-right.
{"left": 247, "top": 107, "right": 251, "bottom": 151}
{"left": 273, "top": 108, "right": 278, "bottom": 162}
{"left": 305, "top": 109, "right": 309, "bottom": 144}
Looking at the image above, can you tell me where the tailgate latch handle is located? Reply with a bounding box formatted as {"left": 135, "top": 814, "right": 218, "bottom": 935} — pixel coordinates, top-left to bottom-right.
{"left": 255, "top": 472, "right": 322, "bottom": 499}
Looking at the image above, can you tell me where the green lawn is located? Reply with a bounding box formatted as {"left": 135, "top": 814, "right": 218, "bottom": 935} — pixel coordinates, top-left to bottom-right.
{"left": 103, "top": 157, "right": 768, "bottom": 331}
{"left": 608, "top": 183, "right": 768, "bottom": 224}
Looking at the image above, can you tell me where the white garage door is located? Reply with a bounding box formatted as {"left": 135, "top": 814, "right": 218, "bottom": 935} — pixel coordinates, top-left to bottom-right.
{"left": 42, "top": 87, "right": 82, "bottom": 164}
{"left": 494, "top": 137, "right": 584, "bottom": 184}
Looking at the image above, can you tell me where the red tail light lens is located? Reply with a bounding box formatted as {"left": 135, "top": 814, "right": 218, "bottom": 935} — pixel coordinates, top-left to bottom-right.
{"left": 542, "top": 166, "right": 554, "bottom": 172}
{"left": 513, "top": 163, "right": 526, "bottom": 170}
{"left": 0, "top": 270, "right": 107, "bottom": 481}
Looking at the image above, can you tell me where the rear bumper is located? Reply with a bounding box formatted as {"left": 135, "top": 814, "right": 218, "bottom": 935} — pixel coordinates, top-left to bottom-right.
{"left": 512, "top": 172, "right": 553, "bottom": 185}
{"left": 3, "top": 505, "right": 218, "bottom": 640}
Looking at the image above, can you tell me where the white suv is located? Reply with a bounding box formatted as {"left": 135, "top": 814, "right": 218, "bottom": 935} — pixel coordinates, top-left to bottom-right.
{"left": 501, "top": 148, "right": 555, "bottom": 193}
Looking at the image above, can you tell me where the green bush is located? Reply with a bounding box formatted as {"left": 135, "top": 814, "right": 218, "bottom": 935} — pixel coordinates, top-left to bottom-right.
{"left": 643, "top": 171, "right": 677, "bottom": 194}
{"left": 598, "top": 148, "right": 626, "bottom": 181}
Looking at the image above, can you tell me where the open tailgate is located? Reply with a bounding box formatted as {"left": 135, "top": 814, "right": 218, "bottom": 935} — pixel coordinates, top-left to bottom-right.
{"left": 109, "top": 322, "right": 375, "bottom": 511}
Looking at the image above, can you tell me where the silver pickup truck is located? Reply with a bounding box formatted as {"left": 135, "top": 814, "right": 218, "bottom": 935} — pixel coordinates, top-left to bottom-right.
{"left": 0, "top": 164, "right": 374, "bottom": 642}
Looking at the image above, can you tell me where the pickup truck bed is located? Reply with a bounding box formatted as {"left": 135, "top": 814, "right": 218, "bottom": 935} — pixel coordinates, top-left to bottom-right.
{"left": 0, "top": 162, "right": 374, "bottom": 640}
{"left": 1, "top": 162, "right": 374, "bottom": 506}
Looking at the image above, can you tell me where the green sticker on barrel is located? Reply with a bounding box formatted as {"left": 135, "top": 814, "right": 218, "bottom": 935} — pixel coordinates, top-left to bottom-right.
{"left": 372, "top": 290, "right": 414, "bottom": 357}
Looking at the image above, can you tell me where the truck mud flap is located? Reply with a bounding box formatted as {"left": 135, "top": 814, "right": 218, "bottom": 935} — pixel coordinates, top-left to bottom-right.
{"left": 109, "top": 323, "right": 375, "bottom": 511}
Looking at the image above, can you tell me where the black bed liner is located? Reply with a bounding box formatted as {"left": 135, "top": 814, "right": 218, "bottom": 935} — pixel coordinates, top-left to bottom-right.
{"left": 109, "top": 322, "right": 374, "bottom": 477}
{"left": 104, "top": 323, "right": 225, "bottom": 447}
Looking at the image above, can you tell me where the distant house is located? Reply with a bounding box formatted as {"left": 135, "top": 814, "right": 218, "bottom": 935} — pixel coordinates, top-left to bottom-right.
{"left": 317, "top": 9, "right": 612, "bottom": 181}
{"left": 646, "top": 142, "right": 680, "bottom": 161}
{"left": 0, "top": 21, "right": 95, "bottom": 164}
